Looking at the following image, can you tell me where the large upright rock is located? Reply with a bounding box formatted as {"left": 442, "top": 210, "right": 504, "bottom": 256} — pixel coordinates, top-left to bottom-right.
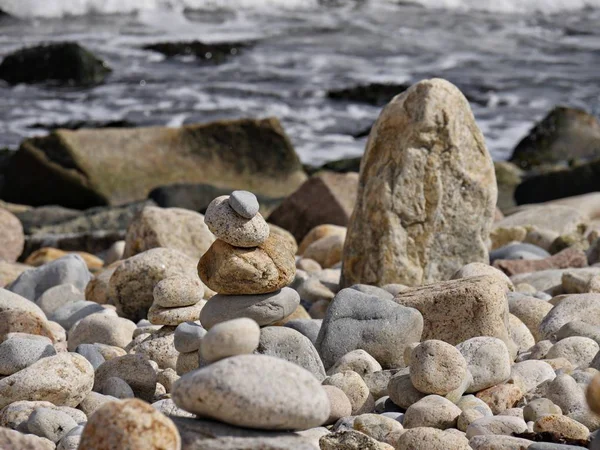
{"left": 341, "top": 79, "right": 497, "bottom": 287}
{"left": 1, "top": 118, "right": 307, "bottom": 209}
{"left": 268, "top": 171, "right": 358, "bottom": 242}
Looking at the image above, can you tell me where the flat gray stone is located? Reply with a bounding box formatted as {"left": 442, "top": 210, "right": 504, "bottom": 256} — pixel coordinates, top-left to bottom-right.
{"left": 0, "top": 337, "right": 56, "bottom": 375}
{"left": 174, "top": 321, "right": 206, "bottom": 353}
{"left": 490, "top": 243, "right": 550, "bottom": 263}
{"left": 229, "top": 190, "right": 259, "bottom": 219}
{"left": 27, "top": 407, "right": 78, "bottom": 443}
{"left": 255, "top": 326, "right": 326, "bottom": 381}
{"left": 75, "top": 344, "right": 106, "bottom": 370}
{"left": 348, "top": 284, "right": 394, "bottom": 300}
{"left": 200, "top": 288, "right": 300, "bottom": 329}
{"left": 93, "top": 354, "right": 157, "bottom": 402}
{"left": 50, "top": 300, "right": 106, "bottom": 331}
{"left": 8, "top": 254, "right": 91, "bottom": 301}
{"left": 316, "top": 288, "right": 423, "bottom": 370}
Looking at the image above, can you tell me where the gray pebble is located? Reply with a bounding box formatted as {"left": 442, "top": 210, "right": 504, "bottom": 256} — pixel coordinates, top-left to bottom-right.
{"left": 348, "top": 284, "right": 394, "bottom": 300}
{"left": 75, "top": 344, "right": 106, "bottom": 370}
{"left": 0, "top": 337, "right": 56, "bottom": 375}
{"left": 174, "top": 322, "right": 206, "bottom": 353}
{"left": 57, "top": 425, "right": 84, "bottom": 450}
{"left": 284, "top": 319, "right": 322, "bottom": 345}
{"left": 229, "top": 190, "right": 259, "bottom": 219}
{"left": 50, "top": 300, "right": 106, "bottom": 331}
{"left": 490, "top": 243, "right": 550, "bottom": 263}
{"left": 102, "top": 376, "right": 134, "bottom": 399}
{"left": 27, "top": 407, "right": 78, "bottom": 443}
{"left": 35, "top": 284, "right": 84, "bottom": 317}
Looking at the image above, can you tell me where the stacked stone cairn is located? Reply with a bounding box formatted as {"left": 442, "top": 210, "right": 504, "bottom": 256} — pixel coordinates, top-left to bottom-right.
{"left": 170, "top": 191, "right": 332, "bottom": 430}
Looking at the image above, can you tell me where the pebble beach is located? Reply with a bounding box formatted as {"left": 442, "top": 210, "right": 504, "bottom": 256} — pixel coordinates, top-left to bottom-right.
{"left": 2, "top": 2, "right": 600, "bottom": 450}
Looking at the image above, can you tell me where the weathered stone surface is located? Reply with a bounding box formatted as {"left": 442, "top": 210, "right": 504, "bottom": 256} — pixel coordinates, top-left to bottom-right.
{"left": 394, "top": 276, "right": 511, "bottom": 346}
{"left": 410, "top": 340, "right": 468, "bottom": 396}
{"left": 510, "top": 360, "right": 556, "bottom": 394}
{"left": 494, "top": 247, "right": 588, "bottom": 276}
{"left": 8, "top": 254, "right": 91, "bottom": 302}
{"left": 509, "top": 313, "right": 536, "bottom": 352}
{"left": 124, "top": 206, "right": 215, "bottom": 259}
{"left": 172, "top": 354, "right": 330, "bottom": 430}
{"left": 198, "top": 233, "right": 296, "bottom": 295}
{"left": 94, "top": 354, "right": 157, "bottom": 402}
{"left": 546, "top": 336, "right": 599, "bottom": 368}
{"left": 0, "top": 208, "right": 24, "bottom": 262}
{"left": 316, "top": 288, "right": 423, "bottom": 370}
{"left": 476, "top": 384, "right": 523, "bottom": 415}
{"left": 468, "top": 435, "right": 534, "bottom": 450}
{"left": 319, "top": 429, "right": 391, "bottom": 450}
{"left": 0, "top": 353, "right": 93, "bottom": 409}
{"left": 1, "top": 117, "right": 307, "bottom": 209}
{"left": 255, "top": 326, "right": 326, "bottom": 381}
{"left": 533, "top": 414, "right": 590, "bottom": 441}
{"left": 27, "top": 407, "right": 78, "bottom": 443}
{"left": 109, "top": 248, "right": 198, "bottom": 322}
{"left": 153, "top": 275, "right": 205, "bottom": 308}
{"left": 395, "top": 427, "right": 470, "bottom": 449}
{"left": 200, "top": 287, "right": 300, "bottom": 328}
{"left": 457, "top": 337, "right": 512, "bottom": 393}
{"left": 268, "top": 172, "right": 358, "bottom": 243}
{"left": 323, "top": 371, "right": 375, "bottom": 415}
{"left": 78, "top": 398, "right": 181, "bottom": 450}
{"left": 147, "top": 301, "right": 206, "bottom": 326}
{"left": 466, "top": 416, "right": 528, "bottom": 439}
{"left": 200, "top": 318, "right": 259, "bottom": 362}
{"left": 341, "top": 79, "right": 496, "bottom": 287}
{"left": 508, "top": 293, "right": 554, "bottom": 342}
{"left": 0, "top": 261, "right": 30, "bottom": 288}
{"left": 452, "top": 262, "right": 514, "bottom": 292}
{"left": 0, "top": 337, "right": 56, "bottom": 375}
{"left": 403, "top": 395, "right": 462, "bottom": 430}
{"left": 327, "top": 349, "right": 382, "bottom": 377}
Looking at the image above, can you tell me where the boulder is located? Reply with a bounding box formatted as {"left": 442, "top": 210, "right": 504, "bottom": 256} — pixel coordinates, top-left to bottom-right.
{"left": 268, "top": 171, "right": 358, "bottom": 242}
{"left": 0, "top": 42, "right": 111, "bottom": 85}
{"left": 1, "top": 118, "right": 306, "bottom": 209}
{"left": 509, "top": 106, "right": 600, "bottom": 170}
{"left": 123, "top": 206, "right": 215, "bottom": 259}
{"left": 394, "top": 276, "right": 512, "bottom": 347}
{"left": 341, "top": 79, "right": 496, "bottom": 287}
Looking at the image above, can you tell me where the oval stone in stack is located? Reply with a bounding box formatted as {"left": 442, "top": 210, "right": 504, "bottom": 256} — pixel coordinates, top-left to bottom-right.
{"left": 147, "top": 276, "right": 206, "bottom": 326}
{"left": 198, "top": 232, "right": 296, "bottom": 295}
{"left": 229, "top": 190, "right": 260, "bottom": 219}
{"left": 205, "top": 195, "right": 269, "bottom": 248}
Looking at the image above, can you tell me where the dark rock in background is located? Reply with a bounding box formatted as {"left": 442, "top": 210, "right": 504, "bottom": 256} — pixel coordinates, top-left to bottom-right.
{"left": 0, "top": 42, "right": 111, "bottom": 85}
{"left": 509, "top": 106, "right": 600, "bottom": 170}
{"left": 327, "top": 82, "right": 410, "bottom": 106}
{"left": 143, "top": 40, "right": 251, "bottom": 64}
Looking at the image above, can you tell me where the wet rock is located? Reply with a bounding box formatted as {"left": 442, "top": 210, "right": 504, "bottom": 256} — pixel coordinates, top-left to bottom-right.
{"left": 143, "top": 40, "right": 249, "bottom": 64}
{"left": 0, "top": 42, "right": 111, "bottom": 86}
{"left": 1, "top": 117, "right": 306, "bottom": 209}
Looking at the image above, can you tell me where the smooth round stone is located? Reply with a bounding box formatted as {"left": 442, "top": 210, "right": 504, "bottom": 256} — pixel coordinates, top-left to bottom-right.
{"left": 466, "top": 416, "right": 528, "bottom": 439}
{"left": 200, "top": 318, "right": 260, "bottom": 363}
{"left": 172, "top": 354, "right": 330, "bottom": 430}
{"left": 353, "top": 413, "right": 404, "bottom": 443}
{"left": 93, "top": 354, "right": 157, "bottom": 402}
{"left": 388, "top": 372, "right": 426, "bottom": 409}
{"left": 510, "top": 360, "right": 556, "bottom": 393}
{"left": 546, "top": 336, "right": 599, "bottom": 368}
{"left": 524, "top": 398, "right": 563, "bottom": 422}
{"left": 327, "top": 349, "right": 382, "bottom": 377}
{"left": 410, "top": 340, "right": 468, "bottom": 395}
{"left": 0, "top": 337, "right": 56, "bottom": 375}
{"left": 200, "top": 287, "right": 300, "bottom": 329}
{"left": 452, "top": 262, "right": 514, "bottom": 292}
{"left": 229, "top": 190, "right": 259, "bottom": 219}
{"left": 403, "top": 395, "right": 462, "bottom": 429}
{"left": 67, "top": 313, "right": 136, "bottom": 351}
{"left": 153, "top": 276, "right": 205, "bottom": 308}
{"left": 509, "top": 313, "right": 536, "bottom": 352}
{"left": 35, "top": 284, "right": 84, "bottom": 317}
{"left": 587, "top": 373, "right": 600, "bottom": 415}
{"left": 147, "top": 301, "right": 206, "bottom": 326}
{"left": 457, "top": 337, "right": 512, "bottom": 393}
{"left": 78, "top": 392, "right": 116, "bottom": 417}
{"left": 205, "top": 195, "right": 269, "bottom": 247}
{"left": 78, "top": 398, "right": 181, "bottom": 450}
{"left": 157, "top": 368, "right": 179, "bottom": 393}
{"left": 475, "top": 383, "right": 523, "bottom": 415}
{"left": 396, "top": 427, "right": 470, "bottom": 450}
{"left": 490, "top": 243, "right": 551, "bottom": 262}
{"left": 75, "top": 344, "right": 106, "bottom": 370}
{"left": 323, "top": 385, "right": 352, "bottom": 426}
{"left": 0, "top": 353, "right": 94, "bottom": 409}
{"left": 102, "top": 377, "right": 134, "bottom": 399}
{"left": 50, "top": 300, "right": 105, "bottom": 331}
{"left": 173, "top": 322, "right": 206, "bottom": 353}
{"left": 323, "top": 371, "right": 374, "bottom": 415}
{"left": 469, "top": 435, "right": 536, "bottom": 450}
{"left": 546, "top": 374, "right": 587, "bottom": 415}
{"left": 27, "top": 407, "right": 78, "bottom": 443}
{"left": 284, "top": 319, "right": 322, "bottom": 345}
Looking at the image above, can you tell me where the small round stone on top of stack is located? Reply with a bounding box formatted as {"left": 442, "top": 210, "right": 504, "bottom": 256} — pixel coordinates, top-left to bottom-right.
{"left": 145, "top": 275, "right": 207, "bottom": 373}
{"left": 199, "top": 191, "right": 299, "bottom": 329}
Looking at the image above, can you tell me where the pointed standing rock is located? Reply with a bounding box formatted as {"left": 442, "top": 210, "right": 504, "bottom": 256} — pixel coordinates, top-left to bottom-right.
{"left": 341, "top": 78, "right": 497, "bottom": 287}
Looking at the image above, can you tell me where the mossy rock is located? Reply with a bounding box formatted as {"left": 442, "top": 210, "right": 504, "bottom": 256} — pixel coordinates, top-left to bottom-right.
{"left": 0, "top": 42, "right": 111, "bottom": 85}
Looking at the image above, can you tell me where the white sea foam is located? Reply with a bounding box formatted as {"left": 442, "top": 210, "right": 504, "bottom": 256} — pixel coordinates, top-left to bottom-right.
{"left": 2, "top": 0, "right": 600, "bottom": 18}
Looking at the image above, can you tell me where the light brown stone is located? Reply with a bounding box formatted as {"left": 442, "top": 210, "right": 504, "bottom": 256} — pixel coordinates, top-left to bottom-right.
{"left": 24, "top": 248, "right": 103, "bottom": 270}
{"left": 298, "top": 224, "right": 347, "bottom": 255}
{"left": 0, "top": 208, "right": 24, "bottom": 263}
{"left": 341, "top": 79, "right": 496, "bottom": 287}
{"left": 198, "top": 232, "right": 296, "bottom": 295}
